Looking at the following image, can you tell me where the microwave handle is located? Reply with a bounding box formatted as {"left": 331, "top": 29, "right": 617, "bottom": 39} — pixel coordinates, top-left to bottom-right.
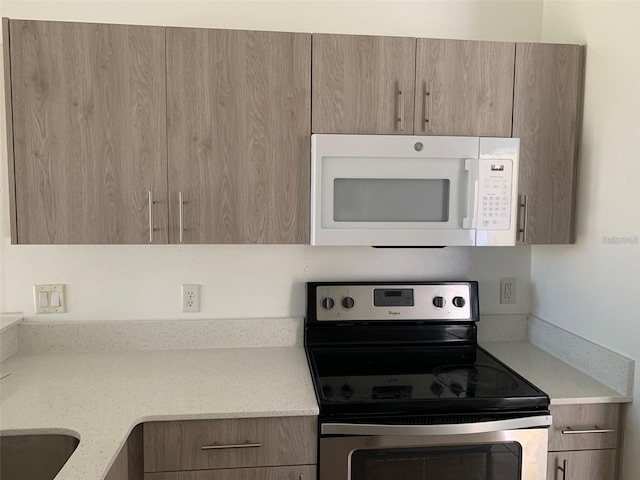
{"left": 462, "top": 159, "right": 479, "bottom": 229}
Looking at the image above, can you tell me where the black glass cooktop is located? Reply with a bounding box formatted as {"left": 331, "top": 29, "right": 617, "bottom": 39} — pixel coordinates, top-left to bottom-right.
{"left": 307, "top": 345, "right": 549, "bottom": 417}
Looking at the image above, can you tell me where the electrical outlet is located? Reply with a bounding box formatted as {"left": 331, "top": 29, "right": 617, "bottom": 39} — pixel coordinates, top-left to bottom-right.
{"left": 34, "top": 284, "right": 66, "bottom": 313}
{"left": 182, "top": 284, "right": 200, "bottom": 313}
{"left": 500, "top": 278, "right": 517, "bottom": 305}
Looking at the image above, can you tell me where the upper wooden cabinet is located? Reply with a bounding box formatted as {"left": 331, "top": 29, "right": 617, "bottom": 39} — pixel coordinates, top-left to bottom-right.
{"left": 312, "top": 35, "right": 515, "bottom": 137}
{"left": 513, "top": 43, "right": 584, "bottom": 245}
{"left": 312, "top": 34, "right": 416, "bottom": 135}
{"left": 4, "top": 20, "right": 311, "bottom": 244}
{"left": 5, "top": 19, "right": 168, "bottom": 244}
{"left": 4, "top": 19, "right": 584, "bottom": 246}
{"left": 414, "top": 39, "right": 515, "bottom": 137}
{"left": 166, "top": 28, "right": 311, "bottom": 244}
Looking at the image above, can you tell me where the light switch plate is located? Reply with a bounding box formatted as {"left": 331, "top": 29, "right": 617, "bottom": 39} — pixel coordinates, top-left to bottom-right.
{"left": 34, "top": 284, "right": 66, "bottom": 313}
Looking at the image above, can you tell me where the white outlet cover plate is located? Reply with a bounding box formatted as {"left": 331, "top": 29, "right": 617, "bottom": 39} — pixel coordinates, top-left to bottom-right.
{"left": 34, "top": 284, "right": 66, "bottom": 313}
{"left": 182, "top": 284, "right": 201, "bottom": 313}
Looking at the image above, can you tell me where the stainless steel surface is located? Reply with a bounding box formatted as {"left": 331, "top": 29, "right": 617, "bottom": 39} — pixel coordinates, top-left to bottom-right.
{"left": 148, "top": 191, "right": 154, "bottom": 243}
{"left": 397, "top": 80, "right": 405, "bottom": 131}
{"left": 178, "top": 191, "right": 185, "bottom": 243}
{"left": 201, "top": 442, "right": 262, "bottom": 450}
{"left": 315, "top": 284, "right": 472, "bottom": 322}
{"left": 321, "top": 415, "right": 553, "bottom": 436}
{"left": 319, "top": 427, "right": 549, "bottom": 480}
{"left": 519, "top": 194, "right": 529, "bottom": 243}
{"left": 561, "top": 427, "right": 615, "bottom": 435}
{"left": 0, "top": 434, "right": 79, "bottom": 480}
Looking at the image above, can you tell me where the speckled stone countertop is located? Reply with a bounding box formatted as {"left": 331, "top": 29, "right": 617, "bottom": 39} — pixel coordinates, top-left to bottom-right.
{"left": 0, "top": 347, "right": 319, "bottom": 480}
{"left": 482, "top": 341, "right": 632, "bottom": 405}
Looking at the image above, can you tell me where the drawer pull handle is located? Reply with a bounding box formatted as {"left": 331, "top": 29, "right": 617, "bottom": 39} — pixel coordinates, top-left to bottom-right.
{"left": 561, "top": 427, "right": 615, "bottom": 435}
{"left": 201, "top": 441, "right": 262, "bottom": 451}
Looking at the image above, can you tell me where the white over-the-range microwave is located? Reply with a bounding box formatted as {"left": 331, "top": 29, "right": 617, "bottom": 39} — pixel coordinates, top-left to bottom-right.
{"left": 310, "top": 134, "right": 520, "bottom": 247}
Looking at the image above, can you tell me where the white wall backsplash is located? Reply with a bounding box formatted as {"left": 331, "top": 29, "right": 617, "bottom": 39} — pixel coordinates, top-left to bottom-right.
{"left": 0, "top": 242, "right": 531, "bottom": 320}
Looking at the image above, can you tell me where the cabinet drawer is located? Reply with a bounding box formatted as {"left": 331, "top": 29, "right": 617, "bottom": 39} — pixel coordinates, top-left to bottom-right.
{"left": 547, "top": 450, "right": 616, "bottom": 480}
{"left": 549, "top": 404, "right": 619, "bottom": 451}
{"left": 143, "top": 416, "right": 317, "bottom": 472}
{"left": 145, "top": 465, "right": 316, "bottom": 480}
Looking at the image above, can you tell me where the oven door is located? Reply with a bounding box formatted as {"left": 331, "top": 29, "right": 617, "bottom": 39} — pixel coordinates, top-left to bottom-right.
{"left": 319, "top": 418, "right": 550, "bottom": 480}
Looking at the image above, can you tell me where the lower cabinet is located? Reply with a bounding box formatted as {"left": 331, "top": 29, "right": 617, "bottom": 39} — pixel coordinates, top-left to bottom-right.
{"left": 142, "top": 416, "right": 317, "bottom": 480}
{"left": 547, "top": 404, "right": 621, "bottom": 480}
{"left": 547, "top": 450, "right": 616, "bottom": 480}
{"left": 105, "top": 424, "right": 144, "bottom": 480}
{"left": 144, "top": 465, "right": 316, "bottom": 480}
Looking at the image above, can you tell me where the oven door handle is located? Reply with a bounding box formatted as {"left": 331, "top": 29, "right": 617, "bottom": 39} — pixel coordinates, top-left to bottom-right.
{"left": 321, "top": 415, "right": 552, "bottom": 436}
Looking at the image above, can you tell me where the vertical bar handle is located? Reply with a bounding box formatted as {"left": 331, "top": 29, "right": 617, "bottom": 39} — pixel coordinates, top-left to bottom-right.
{"left": 178, "top": 191, "right": 185, "bottom": 244}
{"left": 519, "top": 194, "right": 529, "bottom": 243}
{"left": 558, "top": 459, "right": 568, "bottom": 480}
{"left": 396, "top": 80, "right": 405, "bottom": 131}
{"left": 424, "top": 82, "right": 433, "bottom": 133}
{"left": 148, "top": 191, "right": 154, "bottom": 243}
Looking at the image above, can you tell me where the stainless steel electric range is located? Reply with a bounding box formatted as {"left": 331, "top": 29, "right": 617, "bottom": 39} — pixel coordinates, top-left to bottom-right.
{"left": 304, "top": 281, "right": 551, "bottom": 480}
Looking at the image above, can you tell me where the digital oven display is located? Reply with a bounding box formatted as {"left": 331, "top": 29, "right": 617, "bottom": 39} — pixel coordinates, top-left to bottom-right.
{"left": 373, "top": 289, "right": 414, "bottom": 307}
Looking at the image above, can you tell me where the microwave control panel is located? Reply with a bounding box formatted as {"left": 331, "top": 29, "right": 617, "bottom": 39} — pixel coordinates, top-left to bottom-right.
{"left": 477, "top": 160, "right": 513, "bottom": 230}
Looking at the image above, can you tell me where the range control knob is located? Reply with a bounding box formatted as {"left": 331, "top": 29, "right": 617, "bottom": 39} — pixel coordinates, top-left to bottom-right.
{"left": 452, "top": 296, "right": 466, "bottom": 308}
{"left": 430, "top": 382, "right": 444, "bottom": 397}
{"left": 322, "top": 385, "right": 334, "bottom": 399}
{"left": 450, "top": 382, "right": 464, "bottom": 397}
{"left": 321, "top": 297, "right": 335, "bottom": 310}
{"left": 341, "top": 296, "right": 355, "bottom": 310}
{"left": 432, "top": 296, "right": 445, "bottom": 308}
{"left": 341, "top": 384, "right": 354, "bottom": 400}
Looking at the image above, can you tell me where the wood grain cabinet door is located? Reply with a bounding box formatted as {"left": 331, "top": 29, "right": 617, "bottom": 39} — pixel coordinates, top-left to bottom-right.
{"left": 144, "top": 465, "right": 316, "bottom": 480}
{"left": 312, "top": 33, "right": 416, "bottom": 134}
{"left": 414, "top": 38, "right": 515, "bottom": 137}
{"left": 547, "top": 450, "right": 616, "bottom": 480}
{"left": 166, "top": 28, "right": 310, "bottom": 244}
{"left": 8, "top": 20, "right": 168, "bottom": 244}
{"left": 513, "top": 43, "right": 585, "bottom": 244}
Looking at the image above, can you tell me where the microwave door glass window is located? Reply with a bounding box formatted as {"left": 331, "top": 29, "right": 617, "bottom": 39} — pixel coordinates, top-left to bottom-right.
{"left": 333, "top": 178, "right": 450, "bottom": 222}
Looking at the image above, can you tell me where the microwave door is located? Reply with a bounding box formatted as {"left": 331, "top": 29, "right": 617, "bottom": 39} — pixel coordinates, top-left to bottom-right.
{"left": 312, "top": 155, "right": 476, "bottom": 246}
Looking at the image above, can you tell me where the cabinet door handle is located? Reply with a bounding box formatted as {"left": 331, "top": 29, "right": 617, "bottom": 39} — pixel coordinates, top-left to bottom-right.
{"left": 201, "top": 442, "right": 262, "bottom": 451}
{"left": 178, "top": 191, "right": 185, "bottom": 243}
{"left": 424, "top": 82, "right": 432, "bottom": 133}
{"left": 561, "top": 427, "right": 615, "bottom": 434}
{"left": 397, "top": 80, "right": 405, "bottom": 131}
{"left": 518, "top": 194, "right": 528, "bottom": 243}
{"left": 148, "top": 191, "right": 154, "bottom": 244}
{"left": 558, "top": 459, "right": 568, "bottom": 480}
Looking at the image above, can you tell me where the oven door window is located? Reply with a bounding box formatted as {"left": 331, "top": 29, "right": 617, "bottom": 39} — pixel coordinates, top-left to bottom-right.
{"left": 351, "top": 443, "right": 522, "bottom": 480}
